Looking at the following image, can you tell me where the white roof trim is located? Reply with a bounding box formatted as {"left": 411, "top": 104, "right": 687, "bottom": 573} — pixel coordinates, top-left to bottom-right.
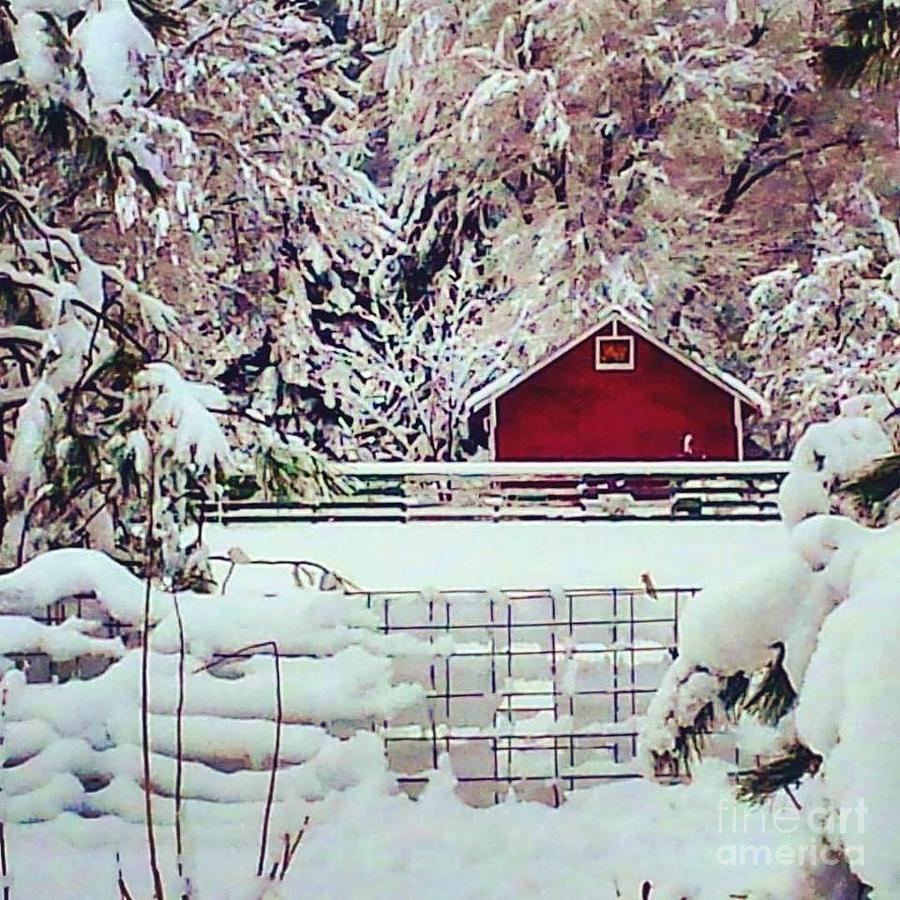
{"left": 464, "top": 368, "right": 522, "bottom": 414}
{"left": 467, "top": 306, "right": 768, "bottom": 414}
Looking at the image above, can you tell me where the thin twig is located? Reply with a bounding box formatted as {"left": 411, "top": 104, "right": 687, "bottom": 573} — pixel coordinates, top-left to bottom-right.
{"left": 116, "top": 853, "right": 135, "bottom": 900}
{"left": 172, "top": 592, "right": 187, "bottom": 898}
{"left": 277, "top": 833, "right": 291, "bottom": 882}
{"left": 259, "top": 642, "right": 283, "bottom": 878}
{"left": 784, "top": 785, "right": 802, "bottom": 812}
{"left": 0, "top": 186, "right": 81, "bottom": 262}
{"left": 0, "top": 673, "right": 9, "bottom": 900}
{"left": 67, "top": 298, "right": 153, "bottom": 362}
{"left": 279, "top": 815, "right": 311, "bottom": 881}
{"left": 65, "top": 292, "right": 108, "bottom": 433}
{"left": 141, "top": 455, "right": 165, "bottom": 900}
{"left": 194, "top": 642, "right": 283, "bottom": 878}
{"left": 0, "top": 821, "right": 7, "bottom": 900}
{"left": 220, "top": 561, "right": 236, "bottom": 596}
{"left": 717, "top": 135, "right": 859, "bottom": 218}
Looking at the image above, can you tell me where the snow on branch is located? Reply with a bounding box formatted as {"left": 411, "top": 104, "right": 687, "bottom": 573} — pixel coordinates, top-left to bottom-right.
{"left": 0, "top": 616, "right": 124, "bottom": 663}
{"left": 0, "top": 548, "right": 170, "bottom": 623}
{"left": 135, "top": 363, "right": 232, "bottom": 472}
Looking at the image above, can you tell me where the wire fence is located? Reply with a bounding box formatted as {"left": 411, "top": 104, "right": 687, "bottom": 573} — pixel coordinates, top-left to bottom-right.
{"left": 348, "top": 585, "right": 695, "bottom": 806}
{"left": 5, "top": 570, "right": 759, "bottom": 808}
{"left": 4, "top": 594, "right": 134, "bottom": 683}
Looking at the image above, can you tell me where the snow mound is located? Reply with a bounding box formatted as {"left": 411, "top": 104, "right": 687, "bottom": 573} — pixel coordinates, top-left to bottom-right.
{"left": 778, "top": 414, "right": 891, "bottom": 528}
{"left": 0, "top": 549, "right": 427, "bottom": 826}
{"left": 0, "top": 548, "right": 168, "bottom": 623}
{"left": 795, "top": 528, "right": 900, "bottom": 893}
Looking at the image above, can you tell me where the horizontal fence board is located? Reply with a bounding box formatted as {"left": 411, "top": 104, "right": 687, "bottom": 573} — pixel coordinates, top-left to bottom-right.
{"left": 333, "top": 461, "right": 790, "bottom": 477}
{"left": 201, "top": 461, "right": 788, "bottom": 524}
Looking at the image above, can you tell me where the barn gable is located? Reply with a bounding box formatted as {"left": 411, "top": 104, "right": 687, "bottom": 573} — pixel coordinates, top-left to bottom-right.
{"left": 469, "top": 307, "right": 765, "bottom": 462}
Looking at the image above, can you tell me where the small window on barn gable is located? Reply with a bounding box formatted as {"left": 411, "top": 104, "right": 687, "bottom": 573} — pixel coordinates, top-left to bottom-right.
{"left": 594, "top": 335, "right": 634, "bottom": 371}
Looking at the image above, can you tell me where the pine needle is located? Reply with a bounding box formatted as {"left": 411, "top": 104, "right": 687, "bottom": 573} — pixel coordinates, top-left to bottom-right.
{"left": 838, "top": 453, "right": 900, "bottom": 503}
{"left": 743, "top": 643, "right": 796, "bottom": 726}
{"left": 735, "top": 743, "right": 822, "bottom": 804}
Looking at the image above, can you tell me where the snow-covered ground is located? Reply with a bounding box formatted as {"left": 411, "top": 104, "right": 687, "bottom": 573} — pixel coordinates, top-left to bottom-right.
{"left": 7, "top": 760, "right": 847, "bottom": 900}
{"left": 0, "top": 523, "right": 832, "bottom": 900}
{"left": 204, "top": 520, "right": 788, "bottom": 590}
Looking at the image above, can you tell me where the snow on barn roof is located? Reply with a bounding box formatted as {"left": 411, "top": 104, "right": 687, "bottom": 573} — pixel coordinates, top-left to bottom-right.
{"left": 466, "top": 305, "right": 768, "bottom": 415}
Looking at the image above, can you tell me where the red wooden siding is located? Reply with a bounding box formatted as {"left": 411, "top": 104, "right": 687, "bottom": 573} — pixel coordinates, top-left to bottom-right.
{"left": 493, "top": 323, "right": 742, "bottom": 461}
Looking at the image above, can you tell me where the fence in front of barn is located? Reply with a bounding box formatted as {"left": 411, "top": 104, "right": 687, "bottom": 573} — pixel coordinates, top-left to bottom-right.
{"left": 350, "top": 583, "right": 695, "bottom": 807}
{"left": 201, "top": 460, "right": 790, "bottom": 524}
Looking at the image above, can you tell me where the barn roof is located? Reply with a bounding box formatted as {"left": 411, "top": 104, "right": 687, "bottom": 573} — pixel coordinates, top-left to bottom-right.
{"left": 467, "top": 306, "right": 768, "bottom": 414}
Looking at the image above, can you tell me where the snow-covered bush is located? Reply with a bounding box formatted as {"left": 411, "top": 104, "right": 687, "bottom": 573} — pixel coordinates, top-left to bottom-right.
{"left": 0, "top": 547, "right": 430, "bottom": 895}
{"left": 639, "top": 399, "right": 900, "bottom": 894}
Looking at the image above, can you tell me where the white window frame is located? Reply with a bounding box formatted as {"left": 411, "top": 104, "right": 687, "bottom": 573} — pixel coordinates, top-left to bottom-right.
{"left": 594, "top": 335, "right": 635, "bottom": 371}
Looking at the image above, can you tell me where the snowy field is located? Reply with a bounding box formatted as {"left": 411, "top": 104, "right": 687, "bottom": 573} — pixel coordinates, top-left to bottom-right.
{"left": 8, "top": 762, "right": 848, "bottom": 900}
{"left": 203, "top": 520, "right": 788, "bottom": 591}
{"left": 1, "top": 519, "right": 829, "bottom": 900}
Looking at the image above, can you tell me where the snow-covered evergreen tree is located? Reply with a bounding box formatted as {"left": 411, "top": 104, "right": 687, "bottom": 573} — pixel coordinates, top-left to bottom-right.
{"left": 639, "top": 395, "right": 900, "bottom": 895}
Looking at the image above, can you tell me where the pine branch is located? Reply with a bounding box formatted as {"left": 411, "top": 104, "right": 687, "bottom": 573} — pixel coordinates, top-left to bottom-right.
{"left": 821, "top": 0, "right": 900, "bottom": 89}
{"left": 128, "top": 0, "right": 184, "bottom": 37}
{"left": 721, "top": 670, "right": 751, "bottom": 720}
{"left": 735, "top": 742, "right": 822, "bottom": 804}
{"left": 652, "top": 647, "right": 798, "bottom": 781}
{"left": 838, "top": 453, "right": 900, "bottom": 503}
{"left": 652, "top": 670, "right": 750, "bottom": 777}
{"left": 743, "top": 642, "right": 797, "bottom": 726}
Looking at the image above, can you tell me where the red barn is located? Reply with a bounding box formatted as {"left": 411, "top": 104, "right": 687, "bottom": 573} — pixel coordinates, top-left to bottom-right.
{"left": 468, "top": 307, "right": 765, "bottom": 462}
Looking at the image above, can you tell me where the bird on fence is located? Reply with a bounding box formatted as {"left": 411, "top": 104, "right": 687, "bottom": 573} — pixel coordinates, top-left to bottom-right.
{"left": 227, "top": 546, "right": 252, "bottom": 564}
{"left": 640, "top": 572, "right": 658, "bottom": 600}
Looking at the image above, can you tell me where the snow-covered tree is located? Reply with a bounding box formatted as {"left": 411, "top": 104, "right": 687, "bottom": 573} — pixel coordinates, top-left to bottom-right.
{"left": 638, "top": 396, "right": 900, "bottom": 895}
{"left": 0, "top": 0, "right": 377, "bottom": 566}
{"left": 342, "top": 3, "right": 858, "bottom": 369}
{"left": 325, "top": 256, "right": 533, "bottom": 459}
{"left": 4, "top": 0, "right": 898, "bottom": 480}
{"left": 136, "top": 0, "right": 398, "bottom": 458}
{"left": 0, "top": 0, "right": 238, "bottom": 580}
{"left": 743, "top": 184, "right": 900, "bottom": 455}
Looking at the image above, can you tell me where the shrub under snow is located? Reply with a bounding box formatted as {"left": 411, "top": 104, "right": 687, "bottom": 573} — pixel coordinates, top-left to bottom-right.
{"left": 640, "top": 397, "right": 900, "bottom": 896}
{"left": 0, "top": 552, "right": 426, "bottom": 836}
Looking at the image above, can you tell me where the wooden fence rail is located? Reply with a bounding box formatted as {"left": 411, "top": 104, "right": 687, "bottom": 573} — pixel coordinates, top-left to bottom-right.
{"left": 203, "top": 461, "right": 790, "bottom": 524}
